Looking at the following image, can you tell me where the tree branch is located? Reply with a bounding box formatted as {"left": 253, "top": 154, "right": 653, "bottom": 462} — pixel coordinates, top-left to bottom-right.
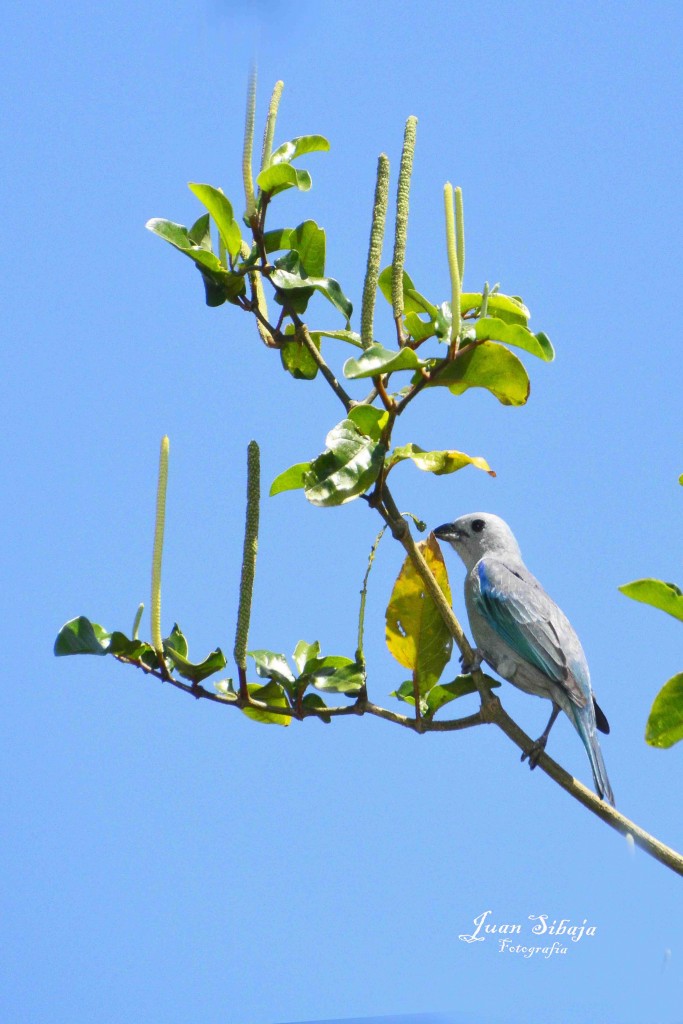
{"left": 374, "top": 482, "right": 683, "bottom": 878}
{"left": 291, "top": 315, "right": 353, "bottom": 412}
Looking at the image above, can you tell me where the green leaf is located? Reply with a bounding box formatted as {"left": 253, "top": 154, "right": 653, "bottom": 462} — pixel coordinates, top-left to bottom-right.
{"left": 303, "top": 419, "right": 387, "bottom": 506}
{"left": 390, "top": 680, "right": 429, "bottom": 716}
{"left": 474, "top": 317, "right": 554, "bottom": 361}
{"left": 268, "top": 134, "right": 330, "bottom": 166}
{"left": 165, "top": 645, "right": 227, "bottom": 684}
{"left": 242, "top": 681, "right": 292, "bottom": 726}
{"left": 146, "top": 218, "right": 224, "bottom": 272}
{"left": 646, "top": 673, "right": 683, "bottom": 748}
{"left": 280, "top": 337, "right": 319, "bottom": 380}
{"left": 404, "top": 312, "right": 436, "bottom": 343}
{"left": 145, "top": 218, "right": 246, "bottom": 307}
{"left": 289, "top": 221, "right": 325, "bottom": 277}
{"left": 163, "top": 623, "right": 188, "bottom": 660}
{"left": 188, "top": 213, "right": 212, "bottom": 249}
{"left": 377, "top": 267, "right": 438, "bottom": 317}
{"left": 188, "top": 183, "right": 242, "bottom": 259}
{"left": 347, "top": 405, "right": 389, "bottom": 441}
{"left": 108, "top": 632, "right": 158, "bottom": 669}
{"left": 248, "top": 650, "right": 297, "bottom": 688}
{"left": 262, "top": 221, "right": 326, "bottom": 277}
{"left": 387, "top": 443, "right": 495, "bottom": 477}
{"left": 431, "top": 341, "right": 530, "bottom": 406}
{"left": 425, "top": 673, "right": 501, "bottom": 717}
{"left": 343, "top": 342, "right": 423, "bottom": 380}
{"left": 269, "top": 462, "right": 311, "bottom": 497}
{"left": 619, "top": 579, "right": 683, "bottom": 623}
{"left": 309, "top": 329, "right": 363, "bottom": 350}
{"left": 215, "top": 679, "right": 238, "bottom": 701}
{"left": 391, "top": 673, "right": 500, "bottom": 716}
{"left": 461, "top": 292, "right": 530, "bottom": 326}
{"left": 271, "top": 253, "right": 352, "bottom": 325}
{"left": 54, "top": 617, "right": 110, "bottom": 656}
{"left": 293, "top": 640, "right": 321, "bottom": 675}
{"left": 256, "top": 164, "right": 312, "bottom": 197}
{"left": 302, "top": 656, "right": 364, "bottom": 695}
{"left": 301, "top": 693, "right": 332, "bottom": 723}
{"left": 385, "top": 534, "right": 453, "bottom": 693}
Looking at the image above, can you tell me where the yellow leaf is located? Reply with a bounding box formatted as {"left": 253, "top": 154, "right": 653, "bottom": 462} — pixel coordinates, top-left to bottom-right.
{"left": 385, "top": 535, "right": 453, "bottom": 692}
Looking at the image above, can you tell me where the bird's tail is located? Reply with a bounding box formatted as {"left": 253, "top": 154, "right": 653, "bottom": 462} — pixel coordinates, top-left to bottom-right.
{"left": 572, "top": 707, "right": 615, "bottom": 806}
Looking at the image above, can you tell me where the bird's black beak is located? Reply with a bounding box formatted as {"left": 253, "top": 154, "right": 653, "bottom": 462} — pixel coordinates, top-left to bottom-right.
{"left": 433, "top": 523, "right": 464, "bottom": 543}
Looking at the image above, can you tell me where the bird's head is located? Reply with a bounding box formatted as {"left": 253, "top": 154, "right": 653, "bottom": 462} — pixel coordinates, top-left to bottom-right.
{"left": 433, "top": 512, "right": 522, "bottom": 571}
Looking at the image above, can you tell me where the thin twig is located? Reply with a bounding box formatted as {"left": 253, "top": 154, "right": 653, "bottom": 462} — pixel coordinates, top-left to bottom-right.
{"left": 292, "top": 316, "right": 353, "bottom": 411}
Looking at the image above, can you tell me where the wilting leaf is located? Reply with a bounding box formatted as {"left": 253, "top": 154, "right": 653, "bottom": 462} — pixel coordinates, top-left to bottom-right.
{"left": 387, "top": 443, "right": 495, "bottom": 477}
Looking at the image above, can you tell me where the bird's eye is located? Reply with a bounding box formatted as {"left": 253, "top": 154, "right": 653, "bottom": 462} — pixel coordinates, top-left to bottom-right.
{"left": 472, "top": 519, "right": 485, "bottom": 533}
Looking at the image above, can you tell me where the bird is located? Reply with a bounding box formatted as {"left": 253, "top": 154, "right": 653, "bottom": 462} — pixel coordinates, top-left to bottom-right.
{"left": 433, "top": 512, "right": 614, "bottom": 805}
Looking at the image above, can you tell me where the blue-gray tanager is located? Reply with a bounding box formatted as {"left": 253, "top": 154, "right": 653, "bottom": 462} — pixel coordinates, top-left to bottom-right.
{"left": 433, "top": 512, "right": 614, "bottom": 804}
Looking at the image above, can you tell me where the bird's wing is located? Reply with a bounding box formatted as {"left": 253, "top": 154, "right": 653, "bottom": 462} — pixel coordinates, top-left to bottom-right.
{"left": 473, "top": 557, "right": 587, "bottom": 708}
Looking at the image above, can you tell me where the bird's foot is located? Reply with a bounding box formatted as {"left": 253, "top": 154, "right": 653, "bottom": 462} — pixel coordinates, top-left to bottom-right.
{"left": 460, "top": 648, "right": 483, "bottom": 675}
{"left": 521, "top": 736, "right": 547, "bottom": 770}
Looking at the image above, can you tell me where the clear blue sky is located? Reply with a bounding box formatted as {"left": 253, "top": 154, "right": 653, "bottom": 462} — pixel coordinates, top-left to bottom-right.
{"left": 3, "top": 2, "right": 683, "bottom": 1022}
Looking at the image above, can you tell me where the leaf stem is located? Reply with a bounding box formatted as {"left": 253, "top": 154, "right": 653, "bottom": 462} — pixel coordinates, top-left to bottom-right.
{"left": 291, "top": 314, "right": 353, "bottom": 411}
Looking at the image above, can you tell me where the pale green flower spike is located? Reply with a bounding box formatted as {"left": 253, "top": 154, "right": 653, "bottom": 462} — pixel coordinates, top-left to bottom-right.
{"left": 242, "top": 67, "right": 257, "bottom": 220}
{"left": 151, "top": 435, "right": 170, "bottom": 659}
{"left": 391, "top": 115, "right": 418, "bottom": 324}
{"left": 444, "top": 183, "right": 461, "bottom": 346}
{"left": 260, "top": 80, "right": 284, "bottom": 172}
{"left": 455, "top": 185, "right": 465, "bottom": 285}
{"left": 234, "top": 441, "right": 261, "bottom": 670}
{"left": 361, "top": 153, "right": 390, "bottom": 349}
